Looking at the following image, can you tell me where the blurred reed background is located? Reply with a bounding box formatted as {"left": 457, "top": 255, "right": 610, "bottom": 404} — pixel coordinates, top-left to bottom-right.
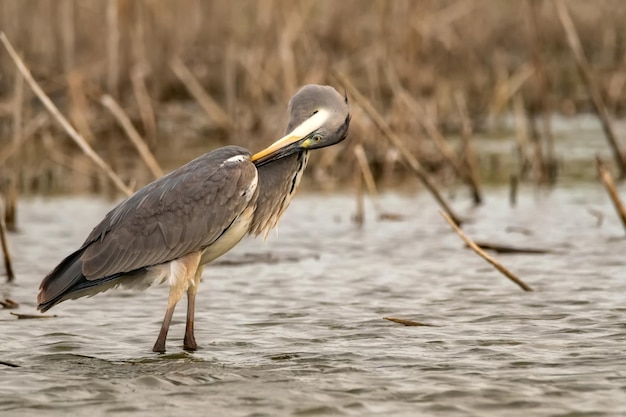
{"left": 0, "top": 0, "right": 625, "bottom": 201}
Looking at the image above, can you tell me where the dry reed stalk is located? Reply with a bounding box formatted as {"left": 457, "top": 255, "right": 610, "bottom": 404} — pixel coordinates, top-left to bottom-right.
{"left": 515, "top": 94, "right": 548, "bottom": 184}
{"left": 131, "top": 66, "right": 158, "bottom": 146}
{"left": 106, "top": 0, "right": 120, "bottom": 97}
{"left": 509, "top": 174, "right": 518, "bottom": 207}
{"left": 67, "top": 73, "right": 97, "bottom": 144}
{"left": 554, "top": 0, "right": 626, "bottom": 178}
{"left": 352, "top": 154, "right": 364, "bottom": 226}
{"left": 4, "top": 176, "right": 18, "bottom": 232}
{"left": 587, "top": 208, "right": 604, "bottom": 227}
{"left": 100, "top": 94, "right": 164, "bottom": 179}
{"left": 239, "top": 55, "right": 283, "bottom": 102}
{"left": 279, "top": 33, "right": 298, "bottom": 98}
{"left": 334, "top": 70, "right": 463, "bottom": 225}
{"left": 398, "top": 92, "right": 467, "bottom": 179}
{"left": 491, "top": 63, "right": 535, "bottom": 116}
{"left": 0, "top": 198, "right": 15, "bottom": 283}
{"left": 596, "top": 157, "right": 626, "bottom": 233}
{"left": 0, "top": 32, "right": 133, "bottom": 197}
{"left": 170, "top": 57, "right": 232, "bottom": 130}
{"left": 440, "top": 211, "right": 533, "bottom": 292}
{"left": 223, "top": 44, "right": 237, "bottom": 117}
{"left": 353, "top": 144, "right": 382, "bottom": 210}
{"left": 353, "top": 144, "right": 403, "bottom": 221}
{"left": 454, "top": 91, "right": 482, "bottom": 205}
{"left": 41, "top": 134, "right": 99, "bottom": 179}
{"left": 526, "top": 0, "right": 556, "bottom": 179}
{"left": 512, "top": 94, "right": 533, "bottom": 180}
{"left": 12, "top": 68, "right": 23, "bottom": 145}
{"left": 59, "top": 0, "right": 75, "bottom": 73}
{"left": 0, "top": 112, "right": 48, "bottom": 166}
{"left": 383, "top": 317, "right": 435, "bottom": 327}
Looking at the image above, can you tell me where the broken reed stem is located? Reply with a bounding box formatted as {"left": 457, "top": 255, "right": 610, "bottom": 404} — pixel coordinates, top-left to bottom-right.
{"left": 440, "top": 211, "right": 533, "bottom": 292}
{"left": 170, "top": 57, "right": 232, "bottom": 130}
{"left": 596, "top": 157, "right": 626, "bottom": 234}
{"left": 554, "top": 0, "right": 626, "bottom": 179}
{"left": 353, "top": 144, "right": 383, "bottom": 213}
{"left": 0, "top": 198, "right": 15, "bottom": 283}
{"left": 0, "top": 32, "right": 132, "bottom": 197}
{"left": 334, "top": 70, "right": 463, "bottom": 225}
{"left": 454, "top": 91, "right": 483, "bottom": 205}
{"left": 100, "top": 94, "right": 164, "bottom": 179}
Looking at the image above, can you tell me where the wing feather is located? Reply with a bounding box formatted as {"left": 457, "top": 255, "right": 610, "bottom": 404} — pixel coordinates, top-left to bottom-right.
{"left": 80, "top": 146, "right": 258, "bottom": 279}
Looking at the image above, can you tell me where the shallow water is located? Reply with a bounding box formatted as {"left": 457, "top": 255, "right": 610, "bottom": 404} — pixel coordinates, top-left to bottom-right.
{"left": 1, "top": 187, "right": 626, "bottom": 416}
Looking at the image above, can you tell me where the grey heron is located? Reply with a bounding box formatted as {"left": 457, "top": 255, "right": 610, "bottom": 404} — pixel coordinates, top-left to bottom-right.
{"left": 37, "top": 84, "right": 350, "bottom": 353}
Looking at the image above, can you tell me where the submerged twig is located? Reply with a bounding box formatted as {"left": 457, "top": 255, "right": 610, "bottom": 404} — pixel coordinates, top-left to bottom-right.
{"left": 383, "top": 317, "right": 436, "bottom": 327}
{"left": 596, "top": 157, "right": 626, "bottom": 233}
{"left": 0, "top": 360, "right": 20, "bottom": 368}
{"left": 0, "top": 32, "right": 132, "bottom": 196}
{"left": 440, "top": 211, "right": 533, "bottom": 292}
{"left": 472, "top": 241, "right": 552, "bottom": 255}
{"left": 10, "top": 313, "right": 57, "bottom": 320}
{"left": 0, "top": 298, "right": 19, "bottom": 309}
{"left": 334, "top": 70, "right": 463, "bottom": 225}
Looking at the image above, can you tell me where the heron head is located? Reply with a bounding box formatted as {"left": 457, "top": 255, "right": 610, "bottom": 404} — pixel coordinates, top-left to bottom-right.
{"left": 251, "top": 84, "right": 350, "bottom": 166}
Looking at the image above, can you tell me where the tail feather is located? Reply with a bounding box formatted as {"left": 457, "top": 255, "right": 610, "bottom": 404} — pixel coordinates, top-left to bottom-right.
{"left": 37, "top": 248, "right": 121, "bottom": 312}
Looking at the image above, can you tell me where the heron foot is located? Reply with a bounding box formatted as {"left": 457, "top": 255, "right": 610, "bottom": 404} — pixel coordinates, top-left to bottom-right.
{"left": 183, "top": 335, "right": 198, "bottom": 351}
{"left": 152, "top": 340, "right": 166, "bottom": 353}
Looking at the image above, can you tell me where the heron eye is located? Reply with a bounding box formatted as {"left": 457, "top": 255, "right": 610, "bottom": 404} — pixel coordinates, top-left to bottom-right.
{"left": 312, "top": 134, "right": 322, "bottom": 142}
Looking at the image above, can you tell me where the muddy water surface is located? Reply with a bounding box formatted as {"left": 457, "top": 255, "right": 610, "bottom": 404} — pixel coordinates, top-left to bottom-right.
{"left": 1, "top": 187, "right": 626, "bottom": 416}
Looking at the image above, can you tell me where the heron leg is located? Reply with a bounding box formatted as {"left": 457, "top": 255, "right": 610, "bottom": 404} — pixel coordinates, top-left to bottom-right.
{"left": 152, "top": 252, "right": 202, "bottom": 353}
{"left": 152, "top": 299, "right": 177, "bottom": 353}
{"left": 183, "top": 265, "right": 205, "bottom": 351}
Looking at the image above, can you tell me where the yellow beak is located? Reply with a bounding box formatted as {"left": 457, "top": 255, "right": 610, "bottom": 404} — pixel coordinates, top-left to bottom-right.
{"left": 251, "top": 109, "right": 330, "bottom": 162}
{"left": 250, "top": 133, "right": 303, "bottom": 162}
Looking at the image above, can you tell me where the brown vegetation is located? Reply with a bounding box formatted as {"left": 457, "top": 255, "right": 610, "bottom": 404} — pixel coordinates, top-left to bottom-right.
{"left": 1, "top": 0, "right": 626, "bottom": 197}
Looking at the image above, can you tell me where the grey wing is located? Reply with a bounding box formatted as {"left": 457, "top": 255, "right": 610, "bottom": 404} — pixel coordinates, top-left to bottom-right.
{"left": 80, "top": 146, "right": 258, "bottom": 279}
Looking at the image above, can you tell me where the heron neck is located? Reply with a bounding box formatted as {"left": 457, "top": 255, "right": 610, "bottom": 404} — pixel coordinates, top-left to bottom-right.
{"left": 249, "top": 151, "right": 310, "bottom": 237}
